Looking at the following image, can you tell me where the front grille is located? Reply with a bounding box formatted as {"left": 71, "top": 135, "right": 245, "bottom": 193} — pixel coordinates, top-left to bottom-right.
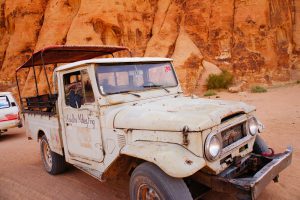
{"left": 221, "top": 123, "right": 246, "bottom": 148}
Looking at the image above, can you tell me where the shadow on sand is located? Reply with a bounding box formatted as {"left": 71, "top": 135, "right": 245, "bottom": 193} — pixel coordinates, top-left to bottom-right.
{"left": 0, "top": 131, "right": 24, "bottom": 142}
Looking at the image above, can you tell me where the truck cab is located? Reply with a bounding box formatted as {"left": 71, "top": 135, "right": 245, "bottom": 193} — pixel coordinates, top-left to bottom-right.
{"left": 16, "top": 45, "right": 292, "bottom": 200}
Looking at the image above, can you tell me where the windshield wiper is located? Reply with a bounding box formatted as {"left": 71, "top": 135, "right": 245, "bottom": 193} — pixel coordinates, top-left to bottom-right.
{"left": 115, "top": 90, "right": 141, "bottom": 97}
{"left": 143, "top": 84, "right": 170, "bottom": 93}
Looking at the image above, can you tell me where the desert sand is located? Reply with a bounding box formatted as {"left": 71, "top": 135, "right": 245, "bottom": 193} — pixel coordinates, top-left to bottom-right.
{"left": 0, "top": 84, "right": 299, "bottom": 200}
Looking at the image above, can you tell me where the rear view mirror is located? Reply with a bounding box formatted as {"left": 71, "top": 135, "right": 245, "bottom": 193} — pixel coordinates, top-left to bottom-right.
{"left": 11, "top": 102, "right": 16, "bottom": 107}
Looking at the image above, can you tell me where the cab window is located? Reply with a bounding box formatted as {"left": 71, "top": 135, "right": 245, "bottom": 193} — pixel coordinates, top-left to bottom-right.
{"left": 95, "top": 62, "right": 177, "bottom": 95}
{"left": 0, "top": 96, "right": 10, "bottom": 109}
{"left": 63, "top": 69, "right": 95, "bottom": 107}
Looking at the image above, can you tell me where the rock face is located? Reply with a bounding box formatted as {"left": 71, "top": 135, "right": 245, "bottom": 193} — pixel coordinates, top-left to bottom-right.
{"left": 0, "top": 0, "right": 299, "bottom": 95}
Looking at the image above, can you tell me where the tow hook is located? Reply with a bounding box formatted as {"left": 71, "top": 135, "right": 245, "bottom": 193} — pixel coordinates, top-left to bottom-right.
{"left": 182, "top": 126, "right": 189, "bottom": 146}
{"left": 261, "top": 148, "right": 275, "bottom": 157}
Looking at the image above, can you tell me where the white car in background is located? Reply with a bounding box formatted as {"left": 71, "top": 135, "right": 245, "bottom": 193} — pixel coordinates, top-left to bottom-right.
{"left": 0, "top": 92, "right": 22, "bottom": 135}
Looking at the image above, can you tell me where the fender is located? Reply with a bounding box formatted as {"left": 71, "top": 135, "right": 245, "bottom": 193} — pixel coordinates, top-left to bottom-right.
{"left": 121, "top": 141, "right": 206, "bottom": 178}
{"left": 37, "top": 128, "right": 63, "bottom": 155}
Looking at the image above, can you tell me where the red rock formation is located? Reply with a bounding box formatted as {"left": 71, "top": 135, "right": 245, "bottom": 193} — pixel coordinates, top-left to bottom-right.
{"left": 0, "top": 0, "right": 299, "bottom": 95}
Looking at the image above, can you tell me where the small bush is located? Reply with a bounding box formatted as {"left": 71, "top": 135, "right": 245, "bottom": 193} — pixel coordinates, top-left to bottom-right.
{"left": 251, "top": 85, "right": 267, "bottom": 93}
{"left": 206, "top": 70, "right": 234, "bottom": 89}
{"left": 204, "top": 90, "right": 217, "bottom": 97}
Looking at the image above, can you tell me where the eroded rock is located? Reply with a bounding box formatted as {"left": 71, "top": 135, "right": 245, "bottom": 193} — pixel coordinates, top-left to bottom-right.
{"left": 0, "top": 0, "right": 298, "bottom": 96}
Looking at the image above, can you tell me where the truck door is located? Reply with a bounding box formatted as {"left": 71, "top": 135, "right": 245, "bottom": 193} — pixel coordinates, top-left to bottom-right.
{"left": 61, "top": 69, "right": 104, "bottom": 162}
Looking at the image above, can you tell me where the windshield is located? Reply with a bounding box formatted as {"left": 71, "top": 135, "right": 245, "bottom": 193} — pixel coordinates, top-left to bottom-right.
{"left": 0, "top": 96, "right": 10, "bottom": 109}
{"left": 95, "top": 62, "right": 178, "bottom": 95}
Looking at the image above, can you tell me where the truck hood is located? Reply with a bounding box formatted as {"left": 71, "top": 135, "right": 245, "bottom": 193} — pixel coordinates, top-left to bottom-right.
{"left": 113, "top": 96, "right": 255, "bottom": 132}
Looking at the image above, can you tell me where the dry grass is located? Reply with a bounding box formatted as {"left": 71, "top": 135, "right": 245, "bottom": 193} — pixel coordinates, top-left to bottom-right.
{"left": 206, "top": 71, "right": 233, "bottom": 89}
{"left": 203, "top": 90, "right": 217, "bottom": 96}
{"left": 251, "top": 85, "right": 267, "bottom": 93}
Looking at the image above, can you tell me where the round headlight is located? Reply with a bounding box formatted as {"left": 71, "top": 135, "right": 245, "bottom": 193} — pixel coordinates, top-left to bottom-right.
{"left": 205, "top": 135, "right": 221, "bottom": 161}
{"left": 248, "top": 117, "right": 259, "bottom": 135}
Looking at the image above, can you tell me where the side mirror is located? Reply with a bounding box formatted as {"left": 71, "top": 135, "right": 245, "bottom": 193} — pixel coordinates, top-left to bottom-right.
{"left": 11, "top": 102, "right": 17, "bottom": 107}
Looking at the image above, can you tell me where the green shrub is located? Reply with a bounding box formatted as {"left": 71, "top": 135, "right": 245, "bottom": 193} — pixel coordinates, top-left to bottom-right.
{"left": 204, "top": 90, "right": 217, "bottom": 97}
{"left": 251, "top": 85, "right": 267, "bottom": 93}
{"left": 206, "top": 70, "right": 233, "bottom": 89}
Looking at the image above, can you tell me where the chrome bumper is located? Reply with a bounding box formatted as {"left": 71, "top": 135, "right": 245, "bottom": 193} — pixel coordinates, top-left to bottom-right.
{"left": 193, "top": 147, "right": 293, "bottom": 200}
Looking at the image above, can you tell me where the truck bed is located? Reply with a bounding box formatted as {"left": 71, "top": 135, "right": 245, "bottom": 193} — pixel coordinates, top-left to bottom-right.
{"left": 21, "top": 94, "right": 58, "bottom": 115}
{"left": 24, "top": 108, "right": 63, "bottom": 155}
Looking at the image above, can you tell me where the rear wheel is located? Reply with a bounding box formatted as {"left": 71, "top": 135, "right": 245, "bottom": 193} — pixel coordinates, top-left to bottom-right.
{"left": 130, "top": 162, "right": 192, "bottom": 200}
{"left": 40, "top": 135, "right": 67, "bottom": 175}
{"left": 0, "top": 129, "right": 7, "bottom": 136}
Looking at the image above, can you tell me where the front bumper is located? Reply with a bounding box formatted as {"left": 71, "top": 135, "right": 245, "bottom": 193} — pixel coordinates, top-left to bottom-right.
{"left": 193, "top": 147, "right": 293, "bottom": 200}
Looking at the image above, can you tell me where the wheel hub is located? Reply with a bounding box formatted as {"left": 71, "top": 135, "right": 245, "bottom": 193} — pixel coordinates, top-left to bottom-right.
{"left": 137, "top": 184, "right": 160, "bottom": 200}
{"left": 43, "top": 141, "right": 52, "bottom": 168}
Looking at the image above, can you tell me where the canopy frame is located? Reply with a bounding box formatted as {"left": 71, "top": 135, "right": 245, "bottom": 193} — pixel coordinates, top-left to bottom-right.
{"left": 15, "top": 45, "right": 130, "bottom": 114}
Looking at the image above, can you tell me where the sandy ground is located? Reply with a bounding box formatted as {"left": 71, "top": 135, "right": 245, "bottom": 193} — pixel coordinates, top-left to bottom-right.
{"left": 0, "top": 84, "right": 299, "bottom": 200}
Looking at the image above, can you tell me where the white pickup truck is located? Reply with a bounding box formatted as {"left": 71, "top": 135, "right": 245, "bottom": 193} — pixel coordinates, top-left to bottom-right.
{"left": 16, "top": 45, "right": 292, "bottom": 200}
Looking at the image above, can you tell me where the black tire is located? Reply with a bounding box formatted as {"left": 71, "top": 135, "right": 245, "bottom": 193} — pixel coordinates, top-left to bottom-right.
{"left": 130, "top": 162, "right": 193, "bottom": 200}
{"left": 253, "top": 135, "right": 269, "bottom": 154}
{"left": 40, "top": 135, "right": 67, "bottom": 175}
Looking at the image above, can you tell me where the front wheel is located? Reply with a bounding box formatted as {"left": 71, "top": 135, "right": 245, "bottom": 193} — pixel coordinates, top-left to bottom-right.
{"left": 253, "top": 135, "right": 274, "bottom": 156}
{"left": 40, "top": 135, "right": 67, "bottom": 175}
{"left": 130, "top": 162, "right": 192, "bottom": 200}
{"left": 253, "top": 135, "right": 269, "bottom": 153}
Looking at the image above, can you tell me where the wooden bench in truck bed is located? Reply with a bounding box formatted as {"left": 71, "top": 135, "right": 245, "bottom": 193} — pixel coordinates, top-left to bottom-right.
{"left": 21, "top": 94, "right": 58, "bottom": 115}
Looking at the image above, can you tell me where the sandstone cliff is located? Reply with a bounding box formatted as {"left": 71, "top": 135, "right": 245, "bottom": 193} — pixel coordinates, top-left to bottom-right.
{"left": 0, "top": 0, "right": 299, "bottom": 95}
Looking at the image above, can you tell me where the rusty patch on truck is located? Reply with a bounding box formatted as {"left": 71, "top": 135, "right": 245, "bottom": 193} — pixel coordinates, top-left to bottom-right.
{"left": 80, "top": 142, "right": 92, "bottom": 148}
{"left": 185, "top": 159, "right": 193, "bottom": 165}
{"left": 182, "top": 125, "right": 190, "bottom": 146}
